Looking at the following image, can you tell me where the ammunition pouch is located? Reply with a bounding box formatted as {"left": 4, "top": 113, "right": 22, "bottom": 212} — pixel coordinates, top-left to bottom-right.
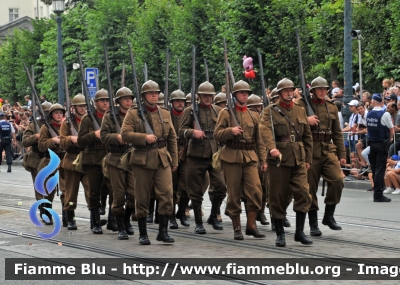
{"left": 44, "top": 150, "right": 66, "bottom": 160}
{"left": 87, "top": 141, "right": 108, "bottom": 150}
{"left": 67, "top": 146, "right": 83, "bottom": 154}
{"left": 226, "top": 139, "right": 256, "bottom": 150}
{"left": 311, "top": 130, "right": 332, "bottom": 142}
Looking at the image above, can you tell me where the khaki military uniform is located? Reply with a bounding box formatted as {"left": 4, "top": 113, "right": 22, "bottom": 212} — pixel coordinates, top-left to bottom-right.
{"left": 22, "top": 121, "right": 45, "bottom": 201}
{"left": 60, "top": 116, "right": 87, "bottom": 211}
{"left": 179, "top": 105, "right": 226, "bottom": 204}
{"left": 100, "top": 108, "right": 135, "bottom": 215}
{"left": 37, "top": 123, "right": 66, "bottom": 203}
{"left": 121, "top": 106, "right": 178, "bottom": 218}
{"left": 260, "top": 102, "right": 313, "bottom": 219}
{"left": 298, "top": 99, "right": 345, "bottom": 210}
{"left": 77, "top": 113, "right": 110, "bottom": 210}
{"left": 214, "top": 107, "right": 267, "bottom": 216}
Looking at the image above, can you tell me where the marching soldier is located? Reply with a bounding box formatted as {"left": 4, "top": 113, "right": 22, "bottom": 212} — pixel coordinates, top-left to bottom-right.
{"left": 77, "top": 89, "right": 111, "bottom": 234}
{"left": 214, "top": 92, "right": 227, "bottom": 109}
{"left": 169, "top": 89, "right": 190, "bottom": 228}
{"left": 260, "top": 78, "right": 313, "bottom": 247}
{"left": 60, "top": 94, "right": 87, "bottom": 230}
{"left": 37, "top": 104, "right": 66, "bottom": 225}
{"left": 121, "top": 80, "right": 178, "bottom": 245}
{"left": 179, "top": 81, "right": 227, "bottom": 234}
{"left": 247, "top": 94, "right": 269, "bottom": 226}
{"left": 22, "top": 102, "right": 52, "bottom": 223}
{"left": 298, "top": 76, "right": 346, "bottom": 235}
{"left": 214, "top": 81, "right": 267, "bottom": 240}
{"left": 100, "top": 87, "right": 135, "bottom": 240}
{"left": 270, "top": 88, "right": 279, "bottom": 104}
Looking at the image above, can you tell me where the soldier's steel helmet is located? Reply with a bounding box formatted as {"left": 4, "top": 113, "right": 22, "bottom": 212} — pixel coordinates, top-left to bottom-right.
{"left": 276, "top": 78, "right": 295, "bottom": 93}
{"left": 197, "top": 81, "right": 216, "bottom": 95}
{"left": 132, "top": 98, "right": 137, "bottom": 108}
{"left": 141, "top": 80, "right": 160, "bottom": 94}
{"left": 232, "top": 80, "right": 251, "bottom": 95}
{"left": 49, "top": 103, "right": 65, "bottom": 117}
{"left": 170, "top": 90, "right": 186, "bottom": 101}
{"left": 214, "top": 92, "right": 227, "bottom": 105}
{"left": 71, "top": 94, "right": 86, "bottom": 106}
{"left": 115, "top": 87, "right": 134, "bottom": 100}
{"left": 41, "top": 102, "right": 52, "bottom": 112}
{"left": 247, "top": 94, "right": 263, "bottom": 107}
{"left": 271, "top": 87, "right": 278, "bottom": 97}
{"left": 186, "top": 93, "right": 198, "bottom": 103}
{"left": 94, "top": 89, "right": 109, "bottom": 101}
{"left": 310, "top": 76, "right": 330, "bottom": 91}
{"left": 158, "top": 92, "right": 164, "bottom": 104}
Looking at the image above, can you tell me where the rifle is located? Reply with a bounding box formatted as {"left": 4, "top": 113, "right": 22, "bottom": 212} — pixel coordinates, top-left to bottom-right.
{"left": 121, "top": 62, "right": 125, "bottom": 88}
{"left": 164, "top": 48, "right": 170, "bottom": 109}
{"left": 295, "top": 29, "right": 314, "bottom": 116}
{"left": 223, "top": 39, "right": 240, "bottom": 128}
{"left": 191, "top": 46, "right": 201, "bottom": 131}
{"left": 177, "top": 58, "right": 182, "bottom": 90}
{"left": 104, "top": 44, "right": 121, "bottom": 133}
{"left": 128, "top": 42, "right": 154, "bottom": 135}
{"left": 204, "top": 58, "right": 209, "bottom": 82}
{"left": 63, "top": 62, "right": 78, "bottom": 136}
{"left": 257, "top": 49, "right": 269, "bottom": 108}
{"left": 23, "top": 63, "right": 57, "bottom": 138}
{"left": 76, "top": 48, "right": 100, "bottom": 130}
{"left": 143, "top": 63, "right": 148, "bottom": 82}
{"left": 228, "top": 63, "right": 235, "bottom": 88}
{"left": 30, "top": 65, "right": 40, "bottom": 134}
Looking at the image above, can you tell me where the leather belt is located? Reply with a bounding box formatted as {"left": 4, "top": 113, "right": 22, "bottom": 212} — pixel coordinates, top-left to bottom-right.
{"left": 134, "top": 138, "right": 167, "bottom": 149}
{"left": 87, "top": 142, "right": 108, "bottom": 150}
{"left": 312, "top": 130, "right": 332, "bottom": 142}
{"left": 67, "top": 146, "right": 83, "bottom": 154}
{"left": 177, "top": 138, "right": 187, "bottom": 147}
{"left": 108, "top": 144, "right": 131, "bottom": 153}
{"left": 44, "top": 151, "right": 66, "bottom": 159}
{"left": 226, "top": 139, "right": 256, "bottom": 150}
{"left": 275, "top": 135, "right": 302, "bottom": 142}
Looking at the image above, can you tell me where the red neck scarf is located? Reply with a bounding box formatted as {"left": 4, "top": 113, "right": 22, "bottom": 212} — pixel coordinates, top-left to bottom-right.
{"left": 146, "top": 105, "right": 158, "bottom": 113}
{"left": 172, "top": 109, "right": 183, "bottom": 116}
{"left": 96, "top": 111, "right": 104, "bottom": 119}
{"left": 51, "top": 121, "right": 62, "bottom": 128}
{"left": 279, "top": 101, "right": 294, "bottom": 109}
{"left": 312, "top": 97, "right": 325, "bottom": 105}
{"left": 199, "top": 103, "right": 212, "bottom": 109}
{"left": 74, "top": 115, "right": 81, "bottom": 124}
{"left": 119, "top": 110, "right": 127, "bottom": 117}
{"left": 235, "top": 104, "right": 247, "bottom": 112}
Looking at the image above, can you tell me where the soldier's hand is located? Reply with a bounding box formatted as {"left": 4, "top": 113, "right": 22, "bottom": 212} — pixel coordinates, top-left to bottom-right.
{"left": 339, "top": 158, "right": 346, "bottom": 165}
{"left": 71, "top": 136, "right": 78, "bottom": 144}
{"left": 171, "top": 166, "right": 177, "bottom": 172}
{"left": 94, "top": 130, "right": 101, "bottom": 138}
{"left": 306, "top": 163, "right": 311, "bottom": 170}
{"left": 260, "top": 164, "right": 267, "bottom": 172}
{"left": 231, "top": 126, "right": 243, "bottom": 136}
{"left": 194, "top": 129, "right": 205, "bottom": 139}
{"left": 146, "top": 134, "right": 157, "bottom": 144}
{"left": 52, "top": 136, "right": 60, "bottom": 144}
{"left": 308, "top": 115, "right": 320, "bottom": 126}
{"left": 117, "top": 134, "right": 125, "bottom": 144}
{"left": 269, "top": 148, "right": 281, "bottom": 157}
{"left": 35, "top": 133, "right": 40, "bottom": 140}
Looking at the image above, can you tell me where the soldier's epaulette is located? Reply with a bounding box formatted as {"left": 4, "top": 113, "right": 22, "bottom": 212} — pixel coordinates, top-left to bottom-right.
{"left": 81, "top": 113, "right": 89, "bottom": 120}
{"left": 129, "top": 106, "right": 138, "bottom": 110}
{"left": 326, "top": 100, "right": 335, "bottom": 106}
{"left": 294, "top": 101, "right": 301, "bottom": 106}
{"left": 160, "top": 106, "right": 169, "bottom": 111}
{"left": 249, "top": 108, "right": 258, "bottom": 114}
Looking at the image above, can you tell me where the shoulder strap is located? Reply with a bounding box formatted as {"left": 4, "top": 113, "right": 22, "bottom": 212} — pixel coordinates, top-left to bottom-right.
{"left": 272, "top": 106, "right": 301, "bottom": 136}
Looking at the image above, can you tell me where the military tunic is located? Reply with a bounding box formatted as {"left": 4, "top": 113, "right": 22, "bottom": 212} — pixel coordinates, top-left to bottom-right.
{"left": 77, "top": 113, "right": 110, "bottom": 210}
{"left": 121, "top": 106, "right": 178, "bottom": 218}
{"left": 298, "top": 98, "right": 345, "bottom": 210}
{"left": 60, "top": 116, "right": 87, "bottom": 211}
{"left": 260, "top": 102, "right": 313, "bottom": 219}
{"left": 100, "top": 108, "right": 135, "bottom": 215}
{"left": 179, "top": 104, "right": 226, "bottom": 204}
{"left": 214, "top": 107, "right": 267, "bottom": 216}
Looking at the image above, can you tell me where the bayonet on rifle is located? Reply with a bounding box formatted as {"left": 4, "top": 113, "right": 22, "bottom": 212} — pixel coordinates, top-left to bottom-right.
{"left": 63, "top": 62, "right": 78, "bottom": 136}
{"left": 191, "top": 46, "right": 201, "bottom": 131}
{"left": 223, "top": 39, "right": 239, "bottom": 128}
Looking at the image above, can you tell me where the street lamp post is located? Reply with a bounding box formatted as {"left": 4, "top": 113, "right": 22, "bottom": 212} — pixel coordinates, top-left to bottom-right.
{"left": 352, "top": 30, "right": 363, "bottom": 96}
{"left": 53, "top": 0, "right": 65, "bottom": 106}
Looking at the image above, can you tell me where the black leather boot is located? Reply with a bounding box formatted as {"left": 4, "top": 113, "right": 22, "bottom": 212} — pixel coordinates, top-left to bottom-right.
{"left": 61, "top": 198, "right": 67, "bottom": 227}
{"left": 308, "top": 210, "right": 322, "bottom": 236}
{"left": 284, "top": 217, "right": 291, "bottom": 227}
{"left": 116, "top": 213, "right": 129, "bottom": 240}
{"left": 125, "top": 208, "right": 135, "bottom": 235}
{"left": 106, "top": 206, "right": 118, "bottom": 232}
{"left": 270, "top": 216, "right": 275, "bottom": 231}
{"left": 154, "top": 200, "right": 160, "bottom": 224}
{"left": 138, "top": 217, "right": 150, "bottom": 245}
{"left": 193, "top": 203, "right": 206, "bottom": 234}
{"left": 256, "top": 205, "right": 270, "bottom": 225}
{"left": 157, "top": 215, "right": 175, "bottom": 243}
{"left": 207, "top": 197, "right": 223, "bottom": 230}
{"left": 294, "top": 212, "right": 313, "bottom": 245}
{"left": 169, "top": 204, "right": 178, "bottom": 229}
{"left": 322, "top": 204, "right": 342, "bottom": 230}
{"left": 147, "top": 199, "right": 155, "bottom": 223}
{"left": 91, "top": 208, "right": 103, "bottom": 234}
{"left": 230, "top": 215, "right": 243, "bottom": 240}
{"left": 99, "top": 195, "right": 107, "bottom": 215}
{"left": 7, "top": 164, "right": 11, "bottom": 172}
{"left": 67, "top": 210, "right": 77, "bottom": 230}
{"left": 176, "top": 197, "right": 190, "bottom": 227}
{"left": 275, "top": 219, "right": 286, "bottom": 247}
